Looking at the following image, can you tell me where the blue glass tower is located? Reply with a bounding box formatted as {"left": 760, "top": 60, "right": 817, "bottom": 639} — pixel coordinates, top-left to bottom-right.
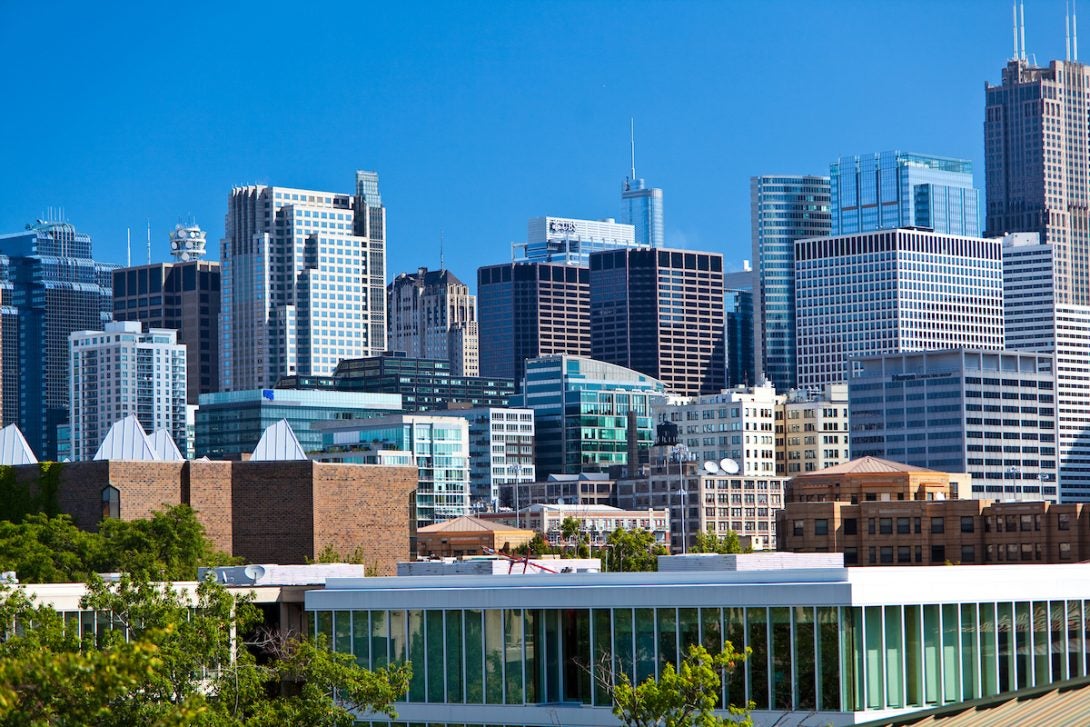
{"left": 830, "top": 151, "right": 980, "bottom": 236}
{"left": 724, "top": 268, "right": 755, "bottom": 388}
{"left": 751, "top": 176, "right": 831, "bottom": 393}
{"left": 0, "top": 220, "right": 116, "bottom": 459}
{"left": 621, "top": 178, "right": 664, "bottom": 247}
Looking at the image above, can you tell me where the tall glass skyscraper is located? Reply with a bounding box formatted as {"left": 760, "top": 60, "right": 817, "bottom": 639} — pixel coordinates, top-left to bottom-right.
{"left": 621, "top": 178, "right": 664, "bottom": 247}
{"left": 0, "top": 220, "right": 116, "bottom": 459}
{"left": 830, "top": 151, "right": 980, "bottom": 236}
{"left": 750, "top": 176, "right": 831, "bottom": 392}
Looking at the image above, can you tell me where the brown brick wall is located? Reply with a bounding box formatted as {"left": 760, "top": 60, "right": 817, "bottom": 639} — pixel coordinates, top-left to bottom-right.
{"left": 47, "top": 461, "right": 185, "bottom": 531}
{"left": 229, "top": 461, "right": 316, "bottom": 565}
{"left": 311, "top": 462, "right": 417, "bottom": 575}
{"left": 185, "top": 460, "right": 234, "bottom": 555}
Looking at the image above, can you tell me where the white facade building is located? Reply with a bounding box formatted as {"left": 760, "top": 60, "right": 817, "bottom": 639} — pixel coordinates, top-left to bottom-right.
{"left": 435, "top": 407, "right": 534, "bottom": 507}
{"left": 69, "top": 321, "right": 187, "bottom": 461}
{"left": 220, "top": 173, "right": 386, "bottom": 391}
{"left": 515, "top": 216, "right": 636, "bottom": 265}
{"left": 794, "top": 229, "right": 1004, "bottom": 388}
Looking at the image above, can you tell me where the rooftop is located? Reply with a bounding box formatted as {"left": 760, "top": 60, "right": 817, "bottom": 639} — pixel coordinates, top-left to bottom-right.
{"left": 417, "top": 515, "right": 534, "bottom": 534}
{"left": 799, "top": 456, "right": 943, "bottom": 477}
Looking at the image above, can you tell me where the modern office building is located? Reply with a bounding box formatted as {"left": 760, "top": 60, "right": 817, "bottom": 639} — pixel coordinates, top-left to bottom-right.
{"left": 724, "top": 265, "right": 755, "bottom": 388}
{"left": 515, "top": 216, "right": 637, "bottom": 266}
{"left": 751, "top": 175, "right": 832, "bottom": 392}
{"left": 781, "top": 384, "right": 852, "bottom": 476}
{"left": 69, "top": 322, "right": 188, "bottom": 461}
{"left": 219, "top": 174, "right": 386, "bottom": 392}
{"left": 477, "top": 262, "right": 589, "bottom": 382}
{"left": 985, "top": 55, "right": 1090, "bottom": 305}
{"left": 307, "top": 555, "right": 1090, "bottom": 724}
{"left": 1002, "top": 232, "right": 1090, "bottom": 502}
{"left": 313, "top": 414, "right": 471, "bottom": 528}
{"left": 0, "top": 220, "right": 116, "bottom": 459}
{"left": 830, "top": 151, "right": 980, "bottom": 236}
{"left": 654, "top": 383, "right": 780, "bottom": 477}
{"left": 849, "top": 349, "right": 1058, "bottom": 501}
{"left": 515, "top": 355, "right": 665, "bottom": 477}
{"left": 794, "top": 229, "right": 1005, "bottom": 388}
{"left": 387, "top": 267, "right": 479, "bottom": 377}
{"left": 194, "top": 388, "right": 401, "bottom": 459}
{"left": 621, "top": 177, "right": 665, "bottom": 247}
{"left": 113, "top": 236, "right": 221, "bottom": 403}
{"left": 435, "top": 407, "right": 535, "bottom": 507}
{"left": 589, "top": 247, "right": 725, "bottom": 396}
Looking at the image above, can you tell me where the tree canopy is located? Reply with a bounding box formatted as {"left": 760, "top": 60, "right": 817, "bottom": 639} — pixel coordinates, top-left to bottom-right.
{"left": 690, "top": 529, "right": 747, "bottom": 555}
{"left": 606, "top": 527, "right": 668, "bottom": 572}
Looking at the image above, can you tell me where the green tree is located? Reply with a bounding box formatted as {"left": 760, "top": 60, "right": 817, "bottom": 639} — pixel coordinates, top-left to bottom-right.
{"left": 559, "top": 516, "right": 582, "bottom": 554}
{"left": 606, "top": 528, "right": 668, "bottom": 572}
{"left": 0, "top": 513, "right": 104, "bottom": 584}
{"left": 0, "top": 574, "right": 411, "bottom": 726}
{"left": 691, "top": 529, "right": 747, "bottom": 555}
{"left": 605, "top": 643, "right": 753, "bottom": 727}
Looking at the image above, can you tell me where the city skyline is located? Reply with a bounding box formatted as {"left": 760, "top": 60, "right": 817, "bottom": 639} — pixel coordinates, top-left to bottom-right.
{"left": 1, "top": 1, "right": 1072, "bottom": 284}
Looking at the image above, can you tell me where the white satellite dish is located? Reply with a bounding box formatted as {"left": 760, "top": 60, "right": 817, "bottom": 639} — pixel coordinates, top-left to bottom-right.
{"left": 703, "top": 460, "right": 720, "bottom": 474}
{"left": 720, "top": 458, "right": 740, "bottom": 475}
{"left": 243, "top": 564, "right": 267, "bottom": 583}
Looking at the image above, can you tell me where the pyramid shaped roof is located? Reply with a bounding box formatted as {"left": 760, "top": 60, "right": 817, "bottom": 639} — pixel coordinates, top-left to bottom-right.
{"left": 151, "top": 429, "right": 184, "bottom": 461}
{"left": 803, "top": 456, "right": 940, "bottom": 476}
{"left": 250, "top": 419, "right": 308, "bottom": 461}
{"left": 0, "top": 424, "right": 37, "bottom": 465}
{"left": 418, "top": 515, "right": 531, "bottom": 534}
{"left": 94, "top": 415, "right": 159, "bottom": 461}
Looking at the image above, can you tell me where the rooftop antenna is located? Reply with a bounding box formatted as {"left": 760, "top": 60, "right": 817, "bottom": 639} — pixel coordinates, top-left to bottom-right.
{"left": 1076, "top": 0, "right": 1080, "bottom": 61}
{"left": 629, "top": 117, "right": 636, "bottom": 180}
{"left": 126, "top": 227, "right": 131, "bottom": 267}
{"left": 1013, "top": 0, "right": 1019, "bottom": 60}
{"left": 439, "top": 229, "right": 445, "bottom": 270}
{"left": 146, "top": 219, "right": 151, "bottom": 264}
{"left": 1068, "top": 1, "right": 1072, "bottom": 61}
{"left": 1020, "top": 0, "right": 1027, "bottom": 61}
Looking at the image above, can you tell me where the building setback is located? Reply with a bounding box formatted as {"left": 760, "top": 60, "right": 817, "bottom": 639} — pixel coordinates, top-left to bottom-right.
{"left": 387, "top": 267, "right": 479, "bottom": 377}
{"left": 69, "top": 322, "right": 188, "bottom": 461}
{"left": 219, "top": 173, "right": 386, "bottom": 391}
{"left": 794, "top": 229, "right": 1004, "bottom": 388}
{"left": 113, "top": 256, "right": 221, "bottom": 404}
{"left": 751, "top": 175, "right": 831, "bottom": 392}
{"left": 477, "top": 262, "right": 589, "bottom": 383}
{"left": 0, "top": 220, "right": 116, "bottom": 459}
{"left": 589, "top": 247, "right": 725, "bottom": 397}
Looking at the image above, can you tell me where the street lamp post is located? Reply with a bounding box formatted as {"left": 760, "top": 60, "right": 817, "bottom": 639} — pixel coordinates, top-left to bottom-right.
{"left": 510, "top": 463, "right": 524, "bottom": 529}
{"left": 672, "top": 443, "right": 689, "bottom": 554}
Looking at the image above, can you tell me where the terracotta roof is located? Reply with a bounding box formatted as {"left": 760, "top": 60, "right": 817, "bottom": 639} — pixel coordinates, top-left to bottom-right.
{"left": 797, "top": 456, "right": 943, "bottom": 477}
{"left": 417, "top": 516, "right": 534, "bottom": 534}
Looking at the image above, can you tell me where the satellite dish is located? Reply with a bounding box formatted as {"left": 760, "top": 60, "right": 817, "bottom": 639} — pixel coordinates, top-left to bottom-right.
{"left": 243, "top": 564, "right": 267, "bottom": 583}
{"left": 703, "top": 460, "right": 720, "bottom": 474}
{"left": 720, "top": 458, "right": 740, "bottom": 475}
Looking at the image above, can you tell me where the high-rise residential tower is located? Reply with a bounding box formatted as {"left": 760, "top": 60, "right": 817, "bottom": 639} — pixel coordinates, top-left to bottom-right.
{"left": 219, "top": 174, "right": 386, "bottom": 391}
{"left": 476, "top": 262, "right": 589, "bottom": 383}
{"left": 0, "top": 220, "right": 116, "bottom": 459}
{"left": 388, "top": 267, "right": 479, "bottom": 376}
{"left": 794, "top": 229, "right": 1005, "bottom": 388}
{"left": 830, "top": 151, "right": 980, "bottom": 236}
{"left": 69, "top": 321, "right": 188, "bottom": 461}
{"left": 113, "top": 223, "right": 221, "bottom": 403}
{"left": 589, "top": 247, "right": 725, "bottom": 396}
{"left": 750, "top": 176, "right": 831, "bottom": 392}
{"left": 621, "top": 178, "right": 664, "bottom": 247}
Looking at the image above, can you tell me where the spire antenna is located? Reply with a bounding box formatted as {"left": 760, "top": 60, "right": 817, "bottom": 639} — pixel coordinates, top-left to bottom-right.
{"left": 1013, "top": 1, "right": 1019, "bottom": 60}
{"left": 1068, "top": 1, "right": 1072, "bottom": 61}
{"left": 127, "top": 227, "right": 131, "bottom": 267}
{"left": 439, "top": 229, "right": 445, "bottom": 270}
{"left": 1076, "top": 0, "right": 1080, "bottom": 61}
{"left": 146, "top": 219, "right": 151, "bottom": 265}
{"left": 629, "top": 117, "right": 636, "bottom": 180}
{"left": 1020, "top": 0, "right": 1027, "bottom": 61}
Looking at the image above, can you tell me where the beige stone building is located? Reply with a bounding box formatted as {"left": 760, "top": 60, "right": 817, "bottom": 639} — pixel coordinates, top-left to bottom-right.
{"left": 416, "top": 516, "right": 535, "bottom": 558}
{"left": 778, "top": 383, "right": 850, "bottom": 475}
{"left": 387, "top": 267, "right": 479, "bottom": 376}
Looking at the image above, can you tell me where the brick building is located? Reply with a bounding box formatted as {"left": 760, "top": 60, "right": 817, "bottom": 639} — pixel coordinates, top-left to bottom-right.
{"left": 415, "top": 515, "right": 534, "bottom": 558}
{"left": 777, "top": 457, "right": 1089, "bottom": 566}
{"left": 13, "top": 458, "right": 416, "bottom": 575}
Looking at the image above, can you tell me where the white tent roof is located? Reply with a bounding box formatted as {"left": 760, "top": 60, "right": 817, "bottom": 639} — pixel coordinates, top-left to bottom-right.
{"left": 151, "top": 429, "right": 184, "bottom": 461}
{"left": 94, "top": 415, "right": 159, "bottom": 461}
{"left": 0, "top": 423, "right": 37, "bottom": 465}
{"left": 250, "top": 419, "right": 308, "bottom": 461}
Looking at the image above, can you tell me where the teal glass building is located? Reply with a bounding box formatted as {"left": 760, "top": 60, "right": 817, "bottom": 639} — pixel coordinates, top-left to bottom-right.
{"left": 830, "top": 151, "right": 980, "bottom": 237}
{"left": 513, "top": 355, "right": 665, "bottom": 477}
{"left": 306, "top": 559, "right": 1090, "bottom": 726}
{"left": 621, "top": 178, "right": 665, "bottom": 247}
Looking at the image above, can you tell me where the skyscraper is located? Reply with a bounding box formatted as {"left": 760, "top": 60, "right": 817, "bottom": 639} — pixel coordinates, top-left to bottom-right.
{"left": 830, "top": 151, "right": 980, "bottom": 236}
{"left": 476, "top": 262, "right": 589, "bottom": 383}
{"left": 220, "top": 174, "right": 386, "bottom": 391}
{"left": 621, "top": 178, "right": 664, "bottom": 247}
{"left": 113, "top": 224, "right": 220, "bottom": 403}
{"left": 0, "top": 220, "right": 116, "bottom": 459}
{"left": 388, "top": 267, "right": 479, "bottom": 376}
{"left": 589, "top": 247, "right": 725, "bottom": 396}
{"left": 794, "top": 229, "right": 1004, "bottom": 388}
{"left": 724, "top": 266, "right": 755, "bottom": 388}
{"left": 750, "top": 176, "right": 831, "bottom": 392}
{"left": 69, "top": 322, "right": 188, "bottom": 461}
{"left": 516, "top": 216, "right": 637, "bottom": 265}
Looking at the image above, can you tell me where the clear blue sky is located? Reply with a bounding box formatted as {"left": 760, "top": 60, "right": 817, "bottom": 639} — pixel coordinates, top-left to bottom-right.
{"left": 0, "top": 1, "right": 1074, "bottom": 281}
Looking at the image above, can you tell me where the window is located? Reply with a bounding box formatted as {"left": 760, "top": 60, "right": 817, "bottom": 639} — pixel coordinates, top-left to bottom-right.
{"left": 793, "top": 520, "right": 804, "bottom": 537}
{"left": 880, "top": 546, "right": 893, "bottom": 564}
{"left": 844, "top": 547, "right": 858, "bottom": 565}
{"left": 960, "top": 545, "right": 976, "bottom": 563}
{"left": 1020, "top": 515, "right": 1032, "bottom": 532}
{"left": 896, "top": 517, "right": 910, "bottom": 534}
{"left": 897, "top": 546, "right": 911, "bottom": 563}
{"left": 867, "top": 518, "right": 876, "bottom": 535}
{"left": 930, "top": 545, "right": 946, "bottom": 563}
{"left": 879, "top": 518, "right": 892, "bottom": 535}
{"left": 814, "top": 519, "right": 828, "bottom": 536}
{"left": 1059, "top": 513, "right": 1071, "bottom": 531}
{"left": 914, "top": 517, "right": 921, "bottom": 534}
{"left": 843, "top": 518, "right": 857, "bottom": 535}
{"left": 930, "top": 517, "right": 945, "bottom": 534}
{"left": 1060, "top": 542, "right": 1072, "bottom": 560}
{"left": 101, "top": 485, "right": 120, "bottom": 520}
{"left": 960, "top": 516, "right": 974, "bottom": 534}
